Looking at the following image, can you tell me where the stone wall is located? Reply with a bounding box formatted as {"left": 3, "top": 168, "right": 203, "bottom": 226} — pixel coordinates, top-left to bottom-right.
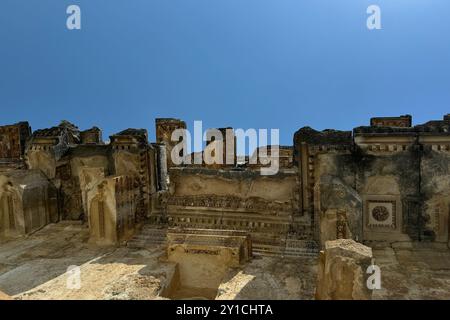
{"left": 87, "top": 175, "right": 139, "bottom": 245}
{"left": 166, "top": 228, "right": 252, "bottom": 297}
{"left": 56, "top": 145, "right": 111, "bottom": 220}
{"left": 297, "top": 114, "right": 450, "bottom": 247}
{"left": 0, "top": 122, "right": 30, "bottom": 161}
{"left": 1, "top": 114, "right": 449, "bottom": 252}
{"left": 316, "top": 239, "right": 373, "bottom": 300}
{"left": 164, "top": 167, "right": 308, "bottom": 251}
{"left": 0, "top": 170, "right": 58, "bottom": 238}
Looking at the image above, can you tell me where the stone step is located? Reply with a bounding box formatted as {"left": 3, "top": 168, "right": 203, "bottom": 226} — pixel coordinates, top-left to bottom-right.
{"left": 127, "top": 224, "right": 318, "bottom": 257}
{"left": 131, "top": 232, "right": 166, "bottom": 240}
{"left": 126, "top": 226, "right": 168, "bottom": 249}
{"left": 252, "top": 240, "right": 319, "bottom": 258}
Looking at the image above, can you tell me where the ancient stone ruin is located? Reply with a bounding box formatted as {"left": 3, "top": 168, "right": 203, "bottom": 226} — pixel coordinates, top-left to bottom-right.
{"left": 1, "top": 114, "right": 450, "bottom": 300}
{"left": 316, "top": 239, "right": 373, "bottom": 300}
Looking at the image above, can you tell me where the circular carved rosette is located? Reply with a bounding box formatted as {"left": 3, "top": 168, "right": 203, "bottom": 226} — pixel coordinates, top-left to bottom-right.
{"left": 372, "top": 206, "right": 390, "bottom": 222}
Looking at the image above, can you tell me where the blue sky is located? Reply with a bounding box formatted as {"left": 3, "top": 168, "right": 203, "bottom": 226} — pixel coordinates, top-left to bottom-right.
{"left": 1, "top": 0, "right": 449, "bottom": 148}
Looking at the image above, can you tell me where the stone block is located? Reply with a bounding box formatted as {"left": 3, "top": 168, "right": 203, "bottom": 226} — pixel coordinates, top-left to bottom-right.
{"left": 316, "top": 239, "right": 373, "bottom": 300}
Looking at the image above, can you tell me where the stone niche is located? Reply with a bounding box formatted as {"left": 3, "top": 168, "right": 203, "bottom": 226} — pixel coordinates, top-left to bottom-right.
{"left": 361, "top": 176, "right": 410, "bottom": 242}
{"left": 86, "top": 175, "right": 138, "bottom": 245}
{"left": 165, "top": 228, "right": 252, "bottom": 299}
{"left": 0, "top": 170, "right": 58, "bottom": 239}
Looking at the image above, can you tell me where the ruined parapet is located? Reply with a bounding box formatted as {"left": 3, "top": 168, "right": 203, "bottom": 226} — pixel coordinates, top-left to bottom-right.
{"left": 0, "top": 121, "right": 31, "bottom": 160}
{"left": 155, "top": 118, "right": 186, "bottom": 168}
{"left": 370, "top": 115, "right": 412, "bottom": 128}
{"left": 110, "top": 128, "right": 148, "bottom": 157}
{"left": 0, "top": 170, "right": 58, "bottom": 238}
{"left": 0, "top": 122, "right": 31, "bottom": 172}
{"left": 354, "top": 113, "right": 450, "bottom": 153}
{"left": 353, "top": 124, "right": 417, "bottom": 153}
{"left": 26, "top": 120, "right": 81, "bottom": 179}
{"left": 314, "top": 175, "right": 362, "bottom": 248}
{"left": 248, "top": 145, "right": 294, "bottom": 170}
{"left": 86, "top": 175, "right": 139, "bottom": 245}
{"left": 316, "top": 239, "right": 373, "bottom": 300}
{"left": 80, "top": 127, "right": 102, "bottom": 145}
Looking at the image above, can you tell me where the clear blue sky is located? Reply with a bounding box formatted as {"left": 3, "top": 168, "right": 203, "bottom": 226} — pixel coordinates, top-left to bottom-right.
{"left": 1, "top": 0, "right": 449, "bottom": 147}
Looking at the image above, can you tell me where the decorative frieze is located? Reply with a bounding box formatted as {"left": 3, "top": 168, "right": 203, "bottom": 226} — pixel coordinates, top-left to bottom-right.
{"left": 167, "top": 195, "right": 292, "bottom": 212}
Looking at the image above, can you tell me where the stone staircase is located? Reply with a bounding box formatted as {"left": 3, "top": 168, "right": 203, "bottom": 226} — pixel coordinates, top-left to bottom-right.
{"left": 126, "top": 225, "right": 167, "bottom": 249}
{"left": 126, "top": 224, "right": 319, "bottom": 258}
{"left": 253, "top": 239, "right": 319, "bottom": 258}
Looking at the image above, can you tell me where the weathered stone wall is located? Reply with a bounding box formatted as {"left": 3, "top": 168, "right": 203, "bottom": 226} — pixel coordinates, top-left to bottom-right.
{"left": 353, "top": 119, "right": 450, "bottom": 243}
{"left": 351, "top": 148, "right": 419, "bottom": 242}
{"left": 56, "top": 146, "right": 111, "bottom": 220}
{"left": 0, "top": 170, "right": 58, "bottom": 238}
{"left": 420, "top": 148, "right": 450, "bottom": 243}
{"left": 316, "top": 239, "right": 373, "bottom": 300}
{"left": 297, "top": 114, "right": 450, "bottom": 246}
{"left": 80, "top": 127, "right": 102, "bottom": 145}
{"left": 163, "top": 167, "right": 310, "bottom": 255}
{"left": 314, "top": 175, "right": 362, "bottom": 247}
{"left": 2, "top": 114, "right": 449, "bottom": 252}
{"left": 0, "top": 122, "right": 30, "bottom": 161}
{"left": 87, "top": 175, "right": 139, "bottom": 245}
{"left": 111, "top": 129, "right": 154, "bottom": 222}
{"left": 294, "top": 127, "right": 354, "bottom": 245}
{"left": 166, "top": 228, "right": 252, "bottom": 295}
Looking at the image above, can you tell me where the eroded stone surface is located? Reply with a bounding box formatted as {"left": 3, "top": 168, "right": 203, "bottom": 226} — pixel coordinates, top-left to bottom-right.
{"left": 316, "top": 239, "right": 373, "bottom": 300}
{"left": 217, "top": 256, "right": 317, "bottom": 300}
{"left": 372, "top": 245, "right": 450, "bottom": 300}
{"left": 0, "top": 222, "right": 316, "bottom": 300}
